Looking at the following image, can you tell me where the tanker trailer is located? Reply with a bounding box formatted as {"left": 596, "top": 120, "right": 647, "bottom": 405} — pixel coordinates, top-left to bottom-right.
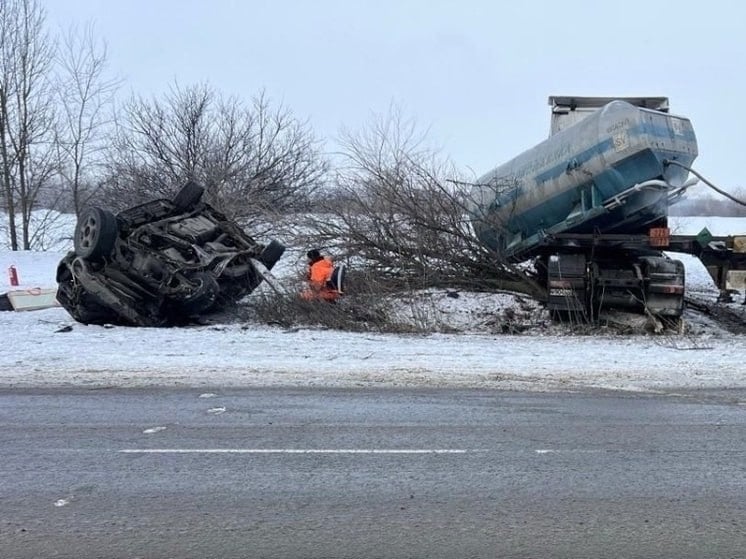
{"left": 469, "top": 96, "right": 700, "bottom": 321}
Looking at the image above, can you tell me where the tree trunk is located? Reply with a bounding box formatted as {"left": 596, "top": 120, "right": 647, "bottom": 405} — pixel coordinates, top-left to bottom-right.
{"left": 0, "top": 92, "right": 18, "bottom": 250}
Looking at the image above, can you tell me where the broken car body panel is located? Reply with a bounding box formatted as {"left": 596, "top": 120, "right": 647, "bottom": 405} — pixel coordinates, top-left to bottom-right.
{"left": 56, "top": 181, "right": 285, "bottom": 326}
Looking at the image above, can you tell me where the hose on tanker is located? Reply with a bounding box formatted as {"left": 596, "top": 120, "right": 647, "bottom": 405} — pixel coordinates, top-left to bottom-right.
{"left": 664, "top": 159, "right": 746, "bottom": 207}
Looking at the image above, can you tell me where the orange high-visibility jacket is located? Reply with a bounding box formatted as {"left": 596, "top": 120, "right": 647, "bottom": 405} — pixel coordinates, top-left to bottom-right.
{"left": 308, "top": 257, "right": 334, "bottom": 288}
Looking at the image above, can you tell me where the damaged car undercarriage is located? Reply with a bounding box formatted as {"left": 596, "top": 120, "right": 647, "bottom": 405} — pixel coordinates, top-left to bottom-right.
{"left": 56, "top": 181, "right": 285, "bottom": 327}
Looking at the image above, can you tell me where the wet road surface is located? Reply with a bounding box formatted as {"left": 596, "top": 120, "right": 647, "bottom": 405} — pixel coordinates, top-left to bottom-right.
{"left": 1, "top": 386, "right": 745, "bottom": 558}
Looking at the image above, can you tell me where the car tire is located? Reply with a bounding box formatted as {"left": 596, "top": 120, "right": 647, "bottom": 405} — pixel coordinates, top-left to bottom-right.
{"left": 74, "top": 207, "right": 118, "bottom": 261}
{"left": 172, "top": 181, "right": 205, "bottom": 211}
{"left": 258, "top": 239, "right": 285, "bottom": 270}
{"left": 177, "top": 272, "right": 219, "bottom": 315}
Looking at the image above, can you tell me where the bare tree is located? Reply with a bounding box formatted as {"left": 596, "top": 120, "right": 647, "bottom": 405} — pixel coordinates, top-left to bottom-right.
{"left": 54, "top": 22, "right": 119, "bottom": 216}
{"left": 0, "top": 0, "right": 56, "bottom": 250}
{"left": 101, "top": 83, "right": 327, "bottom": 218}
{"left": 0, "top": 0, "right": 22, "bottom": 249}
{"left": 304, "top": 106, "right": 542, "bottom": 297}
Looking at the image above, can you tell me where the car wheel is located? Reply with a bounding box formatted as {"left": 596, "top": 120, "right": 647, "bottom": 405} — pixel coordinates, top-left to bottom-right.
{"left": 177, "top": 272, "right": 219, "bottom": 315}
{"left": 74, "top": 207, "right": 118, "bottom": 261}
{"left": 258, "top": 239, "right": 285, "bottom": 270}
{"left": 172, "top": 181, "right": 205, "bottom": 211}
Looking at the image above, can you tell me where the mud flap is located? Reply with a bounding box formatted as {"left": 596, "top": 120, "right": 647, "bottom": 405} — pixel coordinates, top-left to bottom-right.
{"left": 639, "top": 256, "right": 685, "bottom": 318}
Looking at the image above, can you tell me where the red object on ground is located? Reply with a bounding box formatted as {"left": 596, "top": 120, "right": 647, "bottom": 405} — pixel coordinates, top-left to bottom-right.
{"left": 8, "top": 265, "right": 19, "bottom": 287}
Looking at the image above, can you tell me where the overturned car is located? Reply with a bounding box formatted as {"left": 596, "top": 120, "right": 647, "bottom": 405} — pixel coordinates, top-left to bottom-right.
{"left": 56, "top": 181, "right": 285, "bottom": 326}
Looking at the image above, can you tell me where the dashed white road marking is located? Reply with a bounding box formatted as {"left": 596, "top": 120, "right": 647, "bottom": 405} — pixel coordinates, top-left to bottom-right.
{"left": 207, "top": 407, "right": 226, "bottom": 415}
{"left": 54, "top": 499, "right": 69, "bottom": 507}
{"left": 119, "top": 448, "right": 472, "bottom": 454}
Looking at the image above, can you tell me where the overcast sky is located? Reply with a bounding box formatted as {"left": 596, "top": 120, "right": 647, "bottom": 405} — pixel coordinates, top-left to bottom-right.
{"left": 45, "top": 0, "right": 745, "bottom": 192}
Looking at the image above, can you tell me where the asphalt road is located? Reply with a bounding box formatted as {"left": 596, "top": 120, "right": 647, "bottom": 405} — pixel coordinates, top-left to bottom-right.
{"left": 1, "top": 386, "right": 745, "bottom": 558}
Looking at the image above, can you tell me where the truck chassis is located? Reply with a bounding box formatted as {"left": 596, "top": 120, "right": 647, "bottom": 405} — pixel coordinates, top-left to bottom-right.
{"left": 537, "top": 227, "right": 746, "bottom": 323}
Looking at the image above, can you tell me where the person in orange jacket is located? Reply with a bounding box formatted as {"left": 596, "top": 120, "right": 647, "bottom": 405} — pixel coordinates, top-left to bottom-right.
{"left": 301, "top": 248, "right": 340, "bottom": 302}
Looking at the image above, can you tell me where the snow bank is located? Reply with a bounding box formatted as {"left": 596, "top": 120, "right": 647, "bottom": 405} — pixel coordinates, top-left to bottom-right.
{"left": 1, "top": 304, "right": 744, "bottom": 392}
{"left": 1, "top": 217, "right": 745, "bottom": 394}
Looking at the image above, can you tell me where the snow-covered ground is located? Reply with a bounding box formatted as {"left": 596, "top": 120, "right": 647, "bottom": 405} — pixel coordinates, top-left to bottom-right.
{"left": 1, "top": 216, "right": 745, "bottom": 393}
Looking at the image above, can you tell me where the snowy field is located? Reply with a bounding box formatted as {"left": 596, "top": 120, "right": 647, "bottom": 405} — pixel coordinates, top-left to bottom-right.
{"left": 1, "top": 216, "right": 745, "bottom": 393}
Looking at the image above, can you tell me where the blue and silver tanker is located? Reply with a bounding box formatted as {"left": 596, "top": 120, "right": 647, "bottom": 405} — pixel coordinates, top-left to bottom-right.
{"left": 469, "top": 96, "right": 698, "bottom": 259}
